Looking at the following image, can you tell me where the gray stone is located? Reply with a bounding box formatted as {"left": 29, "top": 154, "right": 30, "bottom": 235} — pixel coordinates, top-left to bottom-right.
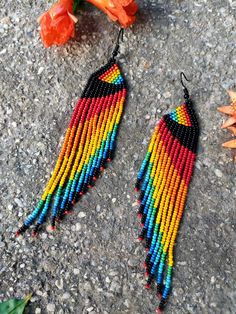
{"left": 128, "top": 258, "right": 139, "bottom": 267}
{"left": 87, "top": 307, "right": 94, "bottom": 312}
{"left": 62, "top": 292, "right": 70, "bottom": 300}
{"left": 78, "top": 212, "right": 86, "bottom": 218}
{"left": 46, "top": 303, "right": 55, "bottom": 312}
{"left": 55, "top": 278, "right": 63, "bottom": 290}
{"left": 214, "top": 168, "right": 223, "bottom": 178}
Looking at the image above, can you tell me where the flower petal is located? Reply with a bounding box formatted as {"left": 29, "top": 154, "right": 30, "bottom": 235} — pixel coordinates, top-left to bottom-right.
{"left": 221, "top": 116, "right": 236, "bottom": 128}
{"left": 222, "top": 139, "right": 236, "bottom": 148}
{"left": 227, "top": 126, "right": 236, "bottom": 136}
{"left": 68, "top": 12, "right": 78, "bottom": 23}
{"left": 228, "top": 90, "right": 236, "bottom": 104}
{"left": 217, "top": 105, "right": 236, "bottom": 116}
{"left": 87, "top": 0, "right": 138, "bottom": 27}
{"left": 38, "top": 0, "right": 76, "bottom": 48}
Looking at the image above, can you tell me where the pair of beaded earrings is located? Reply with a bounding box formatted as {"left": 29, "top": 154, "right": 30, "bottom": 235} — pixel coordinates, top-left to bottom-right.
{"left": 16, "top": 29, "right": 200, "bottom": 313}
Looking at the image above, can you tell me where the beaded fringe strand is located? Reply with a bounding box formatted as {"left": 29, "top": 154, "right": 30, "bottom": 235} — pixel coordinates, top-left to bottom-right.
{"left": 135, "top": 98, "right": 199, "bottom": 312}
{"left": 16, "top": 59, "right": 127, "bottom": 236}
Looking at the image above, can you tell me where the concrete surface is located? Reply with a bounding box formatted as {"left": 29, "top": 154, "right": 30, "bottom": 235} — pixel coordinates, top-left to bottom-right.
{"left": 0, "top": 0, "right": 235, "bottom": 314}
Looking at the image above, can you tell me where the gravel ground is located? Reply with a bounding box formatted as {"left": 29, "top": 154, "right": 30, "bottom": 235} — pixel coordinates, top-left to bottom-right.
{"left": 0, "top": 1, "right": 235, "bottom": 314}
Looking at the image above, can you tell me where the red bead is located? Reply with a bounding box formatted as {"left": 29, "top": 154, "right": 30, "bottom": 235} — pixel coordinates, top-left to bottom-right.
{"left": 64, "top": 210, "right": 73, "bottom": 215}
{"left": 15, "top": 231, "right": 20, "bottom": 237}
{"left": 145, "top": 283, "right": 150, "bottom": 289}
{"left": 32, "top": 231, "right": 38, "bottom": 238}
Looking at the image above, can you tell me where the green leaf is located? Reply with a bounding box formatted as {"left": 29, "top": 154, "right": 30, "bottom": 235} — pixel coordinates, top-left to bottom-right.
{"left": 0, "top": 294, "right": 32, "bottom": 314}
{"left": 73, "top": 0, "right": 84, "bottom": 13}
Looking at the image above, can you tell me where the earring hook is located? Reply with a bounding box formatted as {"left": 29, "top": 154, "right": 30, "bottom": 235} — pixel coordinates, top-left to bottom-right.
{"left": 111, "top": 28, "right": 124, "bottom": 60}
{"left": 180, "top": 72, "right": 191, "bottom": 100}
{"left": 116, "top": 28, "right": 124, "bottom": 44}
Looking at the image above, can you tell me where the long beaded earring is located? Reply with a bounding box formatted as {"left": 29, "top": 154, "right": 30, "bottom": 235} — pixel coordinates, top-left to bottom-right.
{"left": 135, "top": 73, "right": 200, "bottom": 313}
{"left": 16, "top": 29, "right": 127, "bottom": 237}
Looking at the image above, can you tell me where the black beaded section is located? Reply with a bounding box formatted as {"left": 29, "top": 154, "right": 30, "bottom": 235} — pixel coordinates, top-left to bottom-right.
{"left": 72, "top": 192, "right": 81, "bottom": 204}
{"left": 141, "top": 214, "right": 147, "bottom": 225}
{"left": 164, "top": 102, "right": 199, "bottom": 153}
{"left": 135, "top": 178, "right": 142, "bottom": 190}
{"left": 138, "top": 228, "right": 147, "bottom": 240}
{"left": 17, "top": 224, "right": 29, "bottom": 235}
{"left": 158, "top": 298, "right": 166, "bottom": 312}
{"left": 138, "top": 204, "right": 145, "bottom": 215}
{"left": 147, "top": 273, "right": 154, "bottom": 285}
{"left": 32, "top": 223, "right": 40, "bottom": 236}
{"left": 138, "top": 190, "right": 145, "bottom": 202}
{"left": 156, "top": 283, "right": 164, "bottom": 296}
{"left": 81, "top": 60, "right": 127, "bottom": 99}
{"left": 64, "top": 202, "right": 73, "bottom": 213}
{"left": 51, "top": 217, "right": 56, "bottom": 227}
{"left": 107, "top": 149, "right": 115, "bottom": 161}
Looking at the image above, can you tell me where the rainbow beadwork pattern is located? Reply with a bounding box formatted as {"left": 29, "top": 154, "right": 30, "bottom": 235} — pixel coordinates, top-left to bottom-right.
{"left": 16, "top": 60, "right": 127, "bottom": 236}
{"left": 135, "top": 101, "right": 199, "bottom": 312}
{"left": 169, "top": 104, "right": 192, "bottom": 126}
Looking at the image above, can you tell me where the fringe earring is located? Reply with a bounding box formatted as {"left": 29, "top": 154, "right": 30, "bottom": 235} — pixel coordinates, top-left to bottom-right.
{"left": 16, "top": 29, "right": 127, "bottom": 237}
{"left": 135, "top": 73, "right": 200, "bottom": 313}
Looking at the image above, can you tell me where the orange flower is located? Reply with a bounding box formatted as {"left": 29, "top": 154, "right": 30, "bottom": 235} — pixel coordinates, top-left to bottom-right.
{"left": 87, "top": 0, "right": 138, "bottom": 28}
{"left": 38, "top": 0, "right": 78, "bottom": 48}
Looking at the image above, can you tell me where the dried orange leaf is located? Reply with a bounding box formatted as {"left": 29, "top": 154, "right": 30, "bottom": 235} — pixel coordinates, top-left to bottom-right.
{"left": 227, "top": 126, "right": 236, "bottom": 136}
{"left": 221, "top": 116, "right": 236, "bottom": 129}
{"left": 217, "top": 105, "right": 236, "bottom": 116}
{"left": 222, "top": 139, "right": 236, "bottom": 148}
{"left": 228, "top": 90, "right": 236, "bottom": 103}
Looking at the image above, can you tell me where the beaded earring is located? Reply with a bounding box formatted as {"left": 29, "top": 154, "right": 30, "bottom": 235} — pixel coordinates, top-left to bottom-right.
{"left": 135, "top": 73, "right": 200, "bottom": 313}
{"left": 16, "top": 29, "right": 127, "bottom": 237}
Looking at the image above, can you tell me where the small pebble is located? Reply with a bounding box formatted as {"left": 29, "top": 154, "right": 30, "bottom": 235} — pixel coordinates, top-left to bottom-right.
{"left": 214, "top": 169, "right": 223, "bottom": 178}
{"left": 62, "top": 292, "right": 70, "bottom": 300}
{"left": 47, "top": 303, "right": 55, "bottom": 312}
{"left": 128, "top": 258, "right": 139, "bottom": 267}
{"left": 87, "top": 307, "right": 94, "bottom": 312}
{"left": 76, "top": 223, "right": 81, "bottom": 231}
{"left": 38, "top": 67, "right": 44, "bottom": 75}
{"left": 78, "top": 212, "right": 86, "bottom": 218}
{"left": 163, "top": 91, "right": 171, "bottom": 99}
{"left": 55, "top": 278, "right": 63, "bottom": 290}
